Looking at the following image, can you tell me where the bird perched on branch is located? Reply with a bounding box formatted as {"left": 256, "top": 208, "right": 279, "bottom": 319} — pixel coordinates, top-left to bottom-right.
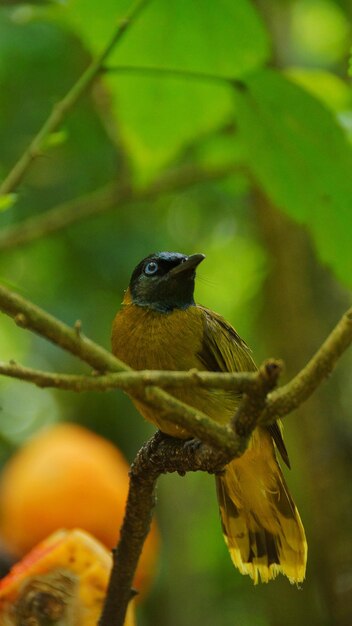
{"left": 111, "top": 252, "right": 307, "bottom": 584}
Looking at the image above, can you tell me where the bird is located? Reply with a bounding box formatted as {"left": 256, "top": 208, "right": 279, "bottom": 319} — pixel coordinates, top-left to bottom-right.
{"left": 111, "top": 251, "right": 307, "bottom": 584}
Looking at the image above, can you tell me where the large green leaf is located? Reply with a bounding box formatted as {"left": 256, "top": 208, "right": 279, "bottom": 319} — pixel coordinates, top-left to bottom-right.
{"left": 55, "top": 0, "right": 270, "bottom": 178}
{"left": 235, "top": 68, "right": 352, "bottom": 287}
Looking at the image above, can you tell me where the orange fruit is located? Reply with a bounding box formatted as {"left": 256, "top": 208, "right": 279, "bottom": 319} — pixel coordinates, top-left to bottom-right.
{"left": 0, "top": 423, "right": 159, "bottom": 596}
{"left": 0, "top": 528, "right": 136, "bottom": 626}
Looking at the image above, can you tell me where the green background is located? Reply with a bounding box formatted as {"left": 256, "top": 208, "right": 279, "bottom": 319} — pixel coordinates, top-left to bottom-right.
{"left": 0, "top": 0, "right": 352, "bottom": 624}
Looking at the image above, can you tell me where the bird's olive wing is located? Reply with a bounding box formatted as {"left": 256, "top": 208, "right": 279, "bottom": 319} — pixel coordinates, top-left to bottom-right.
{"left": 198, "top": 306, "right": 256, "bottom": 373}
{"left": 197, "top": 306, "right": 290, "bottom": 468}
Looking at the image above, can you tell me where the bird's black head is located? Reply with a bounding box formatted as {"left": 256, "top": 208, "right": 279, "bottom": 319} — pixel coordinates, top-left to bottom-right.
{"left": 127, "top": 251, "right": 205, "bottom": 312}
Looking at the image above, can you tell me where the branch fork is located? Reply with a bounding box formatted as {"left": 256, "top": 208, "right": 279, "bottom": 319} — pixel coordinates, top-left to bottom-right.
{"left": 0, "top": 282, "right": 352, "bottom": 626}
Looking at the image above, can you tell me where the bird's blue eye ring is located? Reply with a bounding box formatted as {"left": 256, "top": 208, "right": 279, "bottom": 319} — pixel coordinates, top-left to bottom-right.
{"left": 144, "top": 261, "right": 159, "bottom": 276}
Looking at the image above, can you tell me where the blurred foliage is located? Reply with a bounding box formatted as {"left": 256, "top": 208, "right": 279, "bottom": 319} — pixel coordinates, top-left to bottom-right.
{"left": 0, "top": 0, "right": 351, "bottom": 625}
{"left": 53, "top": 0, "right": 270, "bottom": 177}
{"left": 236, "top": 68, "right": 352, "bottom": 285}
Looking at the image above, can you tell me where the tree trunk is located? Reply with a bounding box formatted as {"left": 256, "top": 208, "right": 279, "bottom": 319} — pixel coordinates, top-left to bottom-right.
{"left": 255, "top": 191, "right": 352, "bottom": 626}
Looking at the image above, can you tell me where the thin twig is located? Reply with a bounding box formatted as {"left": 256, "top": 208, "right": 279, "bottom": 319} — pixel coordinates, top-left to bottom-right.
{"left": 0, "top": 165, "right": 237, "bottom": 252}
{"left": 0, "top": 361, "right": 256, "bottom": 393}
{"left": 0, "top": 0, "right": 151, "bottom": 196}
{"left": 261, "top": 307, "right": 352, "bottom": 422}
{"left": 0, "top": 184, "right": 119, "bottom": 251}
{"left": 0, "top": 284, "right": 128, "bottom": 373}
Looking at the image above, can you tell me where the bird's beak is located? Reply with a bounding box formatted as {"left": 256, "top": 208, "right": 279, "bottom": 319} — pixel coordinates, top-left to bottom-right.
{"left": 169, "top": 253, "right": 205, "bottom": 276}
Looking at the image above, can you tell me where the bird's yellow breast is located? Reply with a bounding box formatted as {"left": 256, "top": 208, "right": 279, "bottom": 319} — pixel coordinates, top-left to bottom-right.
{"left": 111, "top": 304, "right": 237, "bottom": 436}
{"left": 112, "top": 304, "right": 204, "bottom": 371}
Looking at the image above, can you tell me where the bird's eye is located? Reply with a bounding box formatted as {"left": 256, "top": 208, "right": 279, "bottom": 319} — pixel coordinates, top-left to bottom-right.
{"left": 144, "top": 261, "right": 159, "bottom": 276}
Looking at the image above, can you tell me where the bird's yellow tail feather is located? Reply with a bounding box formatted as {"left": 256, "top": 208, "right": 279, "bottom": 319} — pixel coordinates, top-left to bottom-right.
{"left": 216, "top": 438, "right": 307, "bottom": 584}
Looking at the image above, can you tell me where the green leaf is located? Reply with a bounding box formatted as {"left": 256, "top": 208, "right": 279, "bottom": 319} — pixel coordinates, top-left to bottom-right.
{"left": 57, "top": 0, "right": 270, "bottom": 178}
{"left": 0, "top": 193, "right": 17, "bottom": 212}
{"left": 235, "top": 68, "right": 352, "bottom": 287}
{"left": 41, "top": 129, "right": 68, "bottom": 150}
{"left": 285, "top": 67, "right": 352, "bottom": 113}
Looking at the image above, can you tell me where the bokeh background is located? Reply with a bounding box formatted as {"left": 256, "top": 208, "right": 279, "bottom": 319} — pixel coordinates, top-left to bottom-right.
{"left": 1, "top": 1, "right": 352, "bottom": 625}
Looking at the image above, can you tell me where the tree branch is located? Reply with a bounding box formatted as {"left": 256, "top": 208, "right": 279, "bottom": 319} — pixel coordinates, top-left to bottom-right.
{"left": 261, "top": 307, "right": 352, "bottom": 422}
{"left": 98, "top": 429, "right": 238, "bottom": 626}
{"left": 0, "top": 165, "right": 236, "bottom": 252}
{"left": 1, "top": 287, "right": 352, "bottom": 626}
{"left": 0, "top": 283, "right": 127, "bottom": 373}
{"left": 97, "top": 360, "right": 285, "bottom": 626}
{"left": 0, "top": 361, "right": 256, "bottom": 393}
{"left": 98, "top": 444, "right": 159, "bottom": 626}
{"left": 99, "top": 306, "right": 352, "bottom": 626}
{"left": 0, "top": 283, "right": 246, "bottom": 452}
{"left": 1, "top": 283, "right": 351, "bottom": 416}
{"left": 99, "top": 420, "right": 256, "bottom": 626}
{"left": 232, "top": 360, "right": 282, "bottom": 438}
{"left": 0, "top": 0, "right": 151, "bottom": 196}
{"left": 0, "top": 284, "right": 351, "bottom": 444}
